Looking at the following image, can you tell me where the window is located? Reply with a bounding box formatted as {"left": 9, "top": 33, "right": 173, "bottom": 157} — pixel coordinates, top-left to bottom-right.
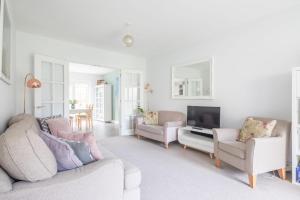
{"left": 69, "top": 83, "right": 90, "bottom": 108}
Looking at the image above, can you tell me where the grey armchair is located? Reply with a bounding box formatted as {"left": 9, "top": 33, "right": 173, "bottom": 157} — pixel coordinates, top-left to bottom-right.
{"left": 135, "top": 111, "right": 185, "bottom": 148}
{"left": 213, "top": 117, "right": 291, "bottom": 188}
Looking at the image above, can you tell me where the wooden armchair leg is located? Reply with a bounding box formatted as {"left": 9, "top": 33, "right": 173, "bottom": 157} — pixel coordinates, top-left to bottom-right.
{"left": 278, "top": 168, "right": 286, "bottom": 180}
{"left": 215, "top": 159, "right": 221, "bottom": 168}
{"left": 248, "top": 175, "right": 256, "bottom": 189}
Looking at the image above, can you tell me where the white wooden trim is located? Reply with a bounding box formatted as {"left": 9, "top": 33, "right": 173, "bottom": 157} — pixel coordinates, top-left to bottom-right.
{"left": 0, "top": 0, "right": 13, "bottom": 85}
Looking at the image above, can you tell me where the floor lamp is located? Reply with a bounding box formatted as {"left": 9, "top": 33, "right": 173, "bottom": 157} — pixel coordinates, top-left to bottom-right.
{"left": 24, "top": 73, "right": 42, "bottom": 113}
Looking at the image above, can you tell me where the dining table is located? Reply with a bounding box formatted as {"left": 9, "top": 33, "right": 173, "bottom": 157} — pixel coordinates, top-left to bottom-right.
{"left": 69, "top": 108, "right": 89, "bottom": 115}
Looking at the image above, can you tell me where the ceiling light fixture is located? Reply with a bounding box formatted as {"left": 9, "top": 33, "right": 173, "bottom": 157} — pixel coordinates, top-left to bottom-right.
{"left": 122, "top": 22, "right": 134, "bottom": 47}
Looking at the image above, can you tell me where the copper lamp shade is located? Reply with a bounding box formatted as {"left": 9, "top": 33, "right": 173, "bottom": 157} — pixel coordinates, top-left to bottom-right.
{"left": 26, "top": 78, "right": 41, "bottom": 88}
{"left": 24, "top": 73, "right": 42, "bottom": 113}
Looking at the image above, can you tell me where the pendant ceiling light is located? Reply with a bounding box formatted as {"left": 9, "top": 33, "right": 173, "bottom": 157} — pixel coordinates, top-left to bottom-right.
{"left": 122, "top": 22, "right": 134, "bottom": 47}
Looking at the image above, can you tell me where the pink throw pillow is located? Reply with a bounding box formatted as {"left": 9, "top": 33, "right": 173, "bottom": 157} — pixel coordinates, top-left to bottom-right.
{"left": 57, "top": 131, "right": 103, "bottom": 160}
{"left": 46, "top": 118, "right": 72, "bottom": 136}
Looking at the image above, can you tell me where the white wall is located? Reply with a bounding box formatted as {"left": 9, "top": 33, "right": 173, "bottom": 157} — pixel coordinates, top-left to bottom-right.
{"left": 0, "top": 1, "right": 16, "bottom": 133}
{"left": 147, "top": 7, "right": 300, "bottom": 128}
{"left": 15, "top": 31, "right": 146, "bottom": 114}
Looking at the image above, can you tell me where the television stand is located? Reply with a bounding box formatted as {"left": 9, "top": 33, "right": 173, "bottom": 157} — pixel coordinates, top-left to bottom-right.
{"left": 178, "top": 126, "right": 214, "bottom": 158}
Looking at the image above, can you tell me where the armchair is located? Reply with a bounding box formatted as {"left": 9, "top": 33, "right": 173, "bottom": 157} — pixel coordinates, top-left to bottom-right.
{"left": 213, "top": 117, "right": 290, "bottom": 188}
{"left": 135, "top": 111, "right": 185, "bottom": 148}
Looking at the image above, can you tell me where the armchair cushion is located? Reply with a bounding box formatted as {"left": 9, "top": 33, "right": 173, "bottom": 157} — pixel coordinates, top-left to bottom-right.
{"left": 137, "top": 124, "right": 163, "bottom": 135}
{"left": 238, "top": 118, "right": 277, "bottom": 142}
{"left": 219, "top": 141, "right": 246, "bottom": 159}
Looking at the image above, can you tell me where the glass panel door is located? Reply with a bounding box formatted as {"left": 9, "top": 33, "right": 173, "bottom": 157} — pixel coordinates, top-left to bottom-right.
{"left": 120, "top": 70, "right": 143, "bottom": 135}
{"left": 34, "top": 55, "right": 69, "bottom": 118}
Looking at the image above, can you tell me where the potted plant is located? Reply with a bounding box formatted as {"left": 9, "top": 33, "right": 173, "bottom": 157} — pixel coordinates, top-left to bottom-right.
{"left": 136, "top": 105, "right": 144, "bottom": 116}
{"left": 69, "top": 99, "right": 77, "bottom": 109}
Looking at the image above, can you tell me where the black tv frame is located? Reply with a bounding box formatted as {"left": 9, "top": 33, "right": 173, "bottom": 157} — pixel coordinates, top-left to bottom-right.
{"left": 187, "top": 106, "right": 220, "bottom": 130}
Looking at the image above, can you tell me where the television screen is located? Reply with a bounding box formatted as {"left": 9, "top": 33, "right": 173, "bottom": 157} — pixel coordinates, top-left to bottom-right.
{"left": 187, "top": 106, "right": 220, "bottom": 129}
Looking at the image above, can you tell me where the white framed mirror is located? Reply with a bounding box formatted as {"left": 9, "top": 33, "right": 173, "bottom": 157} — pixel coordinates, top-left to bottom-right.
{"left": 172, "top": 58, "right": 214, "bottom": 99}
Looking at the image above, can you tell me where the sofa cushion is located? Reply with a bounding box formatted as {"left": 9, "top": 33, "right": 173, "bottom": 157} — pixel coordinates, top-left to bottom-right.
{"left": 0, "top": 167, "right": 13, "bottom": 193}
{"left": 238, "top": 117, "right": 277, "bottom": 142}
{"left": 39, "top": 131, "right": 83, "bottom": 171}
{"left": 8, "top": 113, "right": 40, "bottom": 134}
{"left": 57, "top": 132, "right": 103, "bottom": 160}
{"left": 144, "top": 111, "right": 158, "bottom": 125}
{"left": 37, "top": 115, "right": 62, "bottom": 134}
{"left": 137, "top": 124, "right": 164, "bottom": 135}
{"left": 219, "top": 141, "right": 246, "bottom": 159}
{"left": 0, "top": 122, "right": 57, "bottom": 182}
{"left": 46, "top": 117, "right": 72, "bottom": 136}
{"left": 65, "top": 140, "right": 94, "bottom": 165}
{"left": 158, "top": 111, "right": 185, "bottom": 126}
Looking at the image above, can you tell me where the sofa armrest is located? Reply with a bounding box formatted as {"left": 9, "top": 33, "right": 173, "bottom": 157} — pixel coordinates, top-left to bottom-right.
{"left": 246, "top": 137, "right": 285, "bottom": 174}
{"left": 213, "top": 128, "right": 240, "bottom": 142}
{"left": 135, "top": 116, "right": 144, "bottom": 126}
{"left": 164, "top": 121, "right": 183, "bottom": 128}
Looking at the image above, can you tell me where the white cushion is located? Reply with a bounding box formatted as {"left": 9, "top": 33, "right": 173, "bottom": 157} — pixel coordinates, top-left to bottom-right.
{"left": 0, "top": 167, "right": 13, "bottom": 193}
{"left": 0, "top": 120, "right": 57, "bottom": 182}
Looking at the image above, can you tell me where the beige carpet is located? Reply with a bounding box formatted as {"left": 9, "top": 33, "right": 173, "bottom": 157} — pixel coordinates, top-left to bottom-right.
{"left": 100, "top": 136, "right": 300, "bottom": 200}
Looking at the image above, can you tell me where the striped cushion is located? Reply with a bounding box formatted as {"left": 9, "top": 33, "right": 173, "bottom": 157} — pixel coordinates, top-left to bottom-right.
{"left": 37, "top": 115, "right": 61, "bottom": 134}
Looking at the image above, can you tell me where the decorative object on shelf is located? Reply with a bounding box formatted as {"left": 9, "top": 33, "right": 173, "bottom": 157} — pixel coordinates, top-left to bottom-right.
{"left": 0, "top": 0, "right": 12, "bottom": 84}
{"left": 23, "top": 73, "right": 42, "bottom": 113}
{"left": 144, "top": 83, "right": 153, "bottom": 111}
{"left": 96, "top": 80, "right": 106, "bottom": 85}
{"left": 69, "top": 99, "right": 77, "bottom": 109}
{"left": 292, "top": 67, "right": 300, "bottom": 185}
{"left": 122, "top": 22, "right": 134, "bottom": 47}
{"left": 297, "top": 164, "right": 300, "bottom": 183}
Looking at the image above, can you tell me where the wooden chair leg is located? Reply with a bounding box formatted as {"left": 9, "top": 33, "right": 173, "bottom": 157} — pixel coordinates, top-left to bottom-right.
{"left": 215, "top": 159, "right": 221, "bottom": 168}
{"left": 248, "top": 175, "right": 256, "bottom": 188}
{"left": 278, "top": 168, "right": 286, "bottom": 180}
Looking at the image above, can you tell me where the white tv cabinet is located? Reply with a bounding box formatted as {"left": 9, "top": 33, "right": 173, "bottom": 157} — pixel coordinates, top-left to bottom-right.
{"left": 178, "top": 126, "right": 214, "bottom": 158}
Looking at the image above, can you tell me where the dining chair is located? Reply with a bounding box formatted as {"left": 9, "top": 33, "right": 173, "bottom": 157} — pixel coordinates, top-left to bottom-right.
{"left": 76, "top": 104, "right": 94, "bottom": 130}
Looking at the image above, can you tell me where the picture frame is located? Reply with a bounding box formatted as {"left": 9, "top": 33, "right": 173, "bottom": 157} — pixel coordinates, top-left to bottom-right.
{"left": 0, "top": 0, "right": 12, "bottom": 84}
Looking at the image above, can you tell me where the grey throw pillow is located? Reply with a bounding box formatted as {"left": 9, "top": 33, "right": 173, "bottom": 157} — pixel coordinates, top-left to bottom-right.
{"left": 65, "top": 141, "right": 95, "bottom": 165}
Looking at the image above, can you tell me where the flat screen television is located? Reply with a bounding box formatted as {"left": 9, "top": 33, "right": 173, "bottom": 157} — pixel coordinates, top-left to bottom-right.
{"left": 187, "top": 106, "right": 220, "bottom": 129}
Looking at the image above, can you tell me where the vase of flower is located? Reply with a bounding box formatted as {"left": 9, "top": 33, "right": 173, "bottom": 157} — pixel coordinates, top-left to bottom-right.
{"left": 69, "top": 99, "right": 77, "bottom": 109}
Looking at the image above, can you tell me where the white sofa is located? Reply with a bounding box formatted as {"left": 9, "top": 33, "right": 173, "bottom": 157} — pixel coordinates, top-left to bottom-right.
{"left": 0, "top": 114, "right": 141, "bottom": 200}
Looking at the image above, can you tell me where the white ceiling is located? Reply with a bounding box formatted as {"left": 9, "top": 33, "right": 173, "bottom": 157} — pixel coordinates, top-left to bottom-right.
{"left": 69, "top": 63, "right": 117, "bottom": 75}
{"left": 11, "top": 0, "right": 299, "bottom": 58}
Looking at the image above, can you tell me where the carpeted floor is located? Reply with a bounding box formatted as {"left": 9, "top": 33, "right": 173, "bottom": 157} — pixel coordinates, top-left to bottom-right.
{"left": 99, "top": 136, "right": 300, "bottom": 200}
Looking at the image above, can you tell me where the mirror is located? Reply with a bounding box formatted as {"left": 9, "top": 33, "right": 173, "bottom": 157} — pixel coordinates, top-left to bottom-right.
{"left": 172, "top": 58, "right": 214, "bottom": 99}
